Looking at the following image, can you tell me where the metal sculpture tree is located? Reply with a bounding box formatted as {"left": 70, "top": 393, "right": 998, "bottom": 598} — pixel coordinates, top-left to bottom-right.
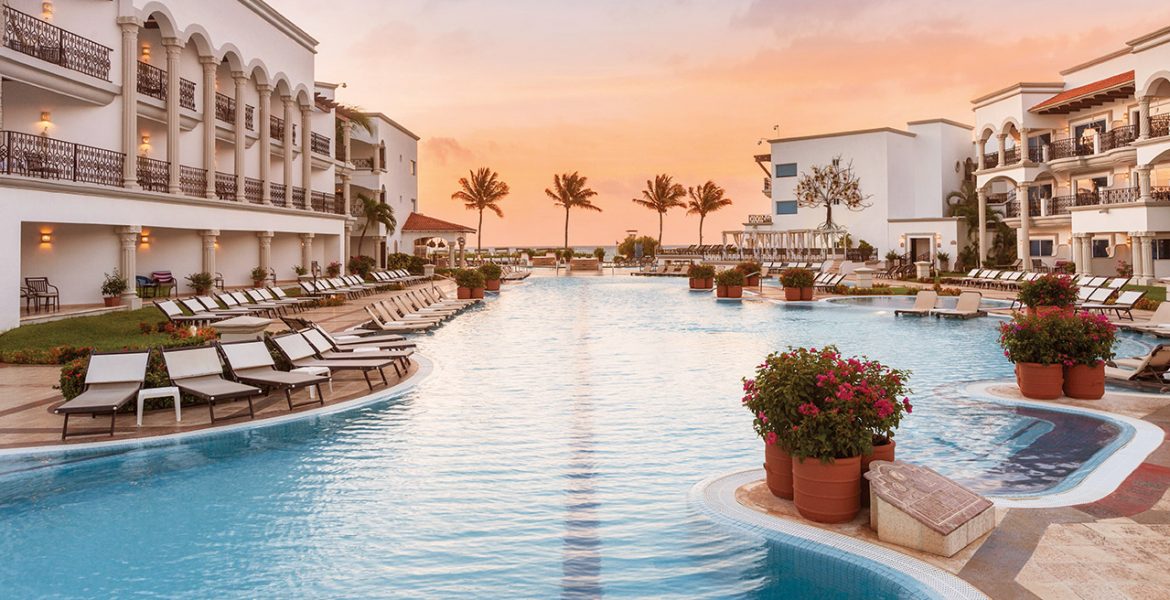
{"left": 794, "top": 157, "right": 870, "bottom": 231}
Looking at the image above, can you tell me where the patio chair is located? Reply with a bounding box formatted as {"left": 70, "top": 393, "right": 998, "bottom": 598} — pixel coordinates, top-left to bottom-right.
{"left": 216, "top": 340, "right": 329, "bottom": 408}
{"left": 151, "top": 271, "right": 176, "bottom": 297}
{"left": 53, "top": 350, "right": 149, "bottom": 439}
{"left": 24, "top": 277, "right": 59, "bottom": 312}
{"left": 1106, "top": 345, "right": 1170, "bottom": 382}
{"left": 269, "top": 332, "right": 402, "bottom": 388}
{"left": 393, "top": 294, "right": 456, "bottom": 319}
{"left": 894, "top": 291, "right": 939, "bottom": 317}
{"left": 1081, "top": 290, "right": 1146, "bottom": 320}
{"left": 161, "top": 346, "right": 264, "bottom": 423}
{"left": 929, "top": 291, "right": 985, "bottom": 319}
{"left": 136, "top": 275, "right": 158, "bottom": 298}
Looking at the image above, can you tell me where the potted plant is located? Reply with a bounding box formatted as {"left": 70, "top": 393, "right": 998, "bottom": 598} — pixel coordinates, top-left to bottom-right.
{"left": 293, "top": 265, "right": 309, "bottom": 279}
{"left": 326, "top": 261, "right": 342, "bottom": 277}
{"left": 936, "top": 251, "right": 950, "bottom": 272}
{"left": 100, "top": 270, "right": 128, "bottom": 307}
{"left": 857, "top": 240, "right": 875, "bottom": 262}
{"left": 999, "top": 312, "right": 1073, "bottom": 399}
{"left": 1062, "top": 312, "right": 1116, "bottom": 400}
{"left": 855, "top": 358, "right": 912, "bottom": 505}
{"left": 185, "top": 272, "right": 214, "bottom": 295}
{"left": 479, "top": 263, "right": 503, "bottom": 292}
{"left": 455, "top": 268, "right": 486, "bottom": 299}
{"left": 250, "top": 266, "right": 268, "bottom": 287}
{"left": 716, "top": 268, "right": 745, "bottom": 298}
{"left": 687, "top": 264, "right": 715, "bottom": 290}
{"left": 1017, "top": 274, "right": 1078, "bottom": 317}
{"left": 736, "top": 260, "right": 763, "bottom": 287}
{"left": 885, "top": 250, "right": 900, "bottom": 268}
{"left": 779, "top": 268, "right": 815, "bottom": 301}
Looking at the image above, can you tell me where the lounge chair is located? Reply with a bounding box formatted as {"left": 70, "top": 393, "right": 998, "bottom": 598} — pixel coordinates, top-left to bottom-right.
{"left": 1121, "top": 302, "right": 1170, "bottom": 334}
{"left": 155, "top": 299, "right": 227, "bottom": 326}
{"left": 1106, "top": 345, "right": 1170, "bottom": 382}
{"left": 373, "top": 300, "right": 443, "bottom": 326}
{"left": 930, "top": 291, "right": 985, "bottom": 319}
{"left": 216, "top": 340, "right": 330, "bottom": 405}
{"left": 54, "top": 350, "right": 149, "bottom": 438}
{"left": 161, "top": 346, "right": 264, "bottom": 422}
{"left": 393, "top": 294, "right": 457, "bottom": 319}
{"left": 268, "top": 286, "right": 317, "bottom": 309}
{"left": 894, "top": 291, "right": 939, "bottom": 316}
{"left": 299, "top": 328, "right": 413, "bottom": 369}
{"left": 1081, "top": 290, "right": 1145, "bottom": 320}
{"left": 1075, "top": 287, "right": 1115, "bottom": 307}
{"left": 268, "top": 332, "right": 401, "bottom": 388}
{"left": 312, "top": 324, "right": 415, "bottom": 349}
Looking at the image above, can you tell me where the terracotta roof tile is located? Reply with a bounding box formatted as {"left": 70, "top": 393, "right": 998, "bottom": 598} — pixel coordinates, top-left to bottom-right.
{"left": 401, "top": 212, "right": 476, "bottom": 233}
{"left": 1030, "top": 71, "right": 1134, "bottom": 113}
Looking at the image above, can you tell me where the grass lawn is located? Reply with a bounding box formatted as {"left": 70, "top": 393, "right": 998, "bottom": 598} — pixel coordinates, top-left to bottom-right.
{"left": 0, "top": 307, "right": 172, "bottom": 358}
{"left": 1124, "top": 284, "right": 1166, "bottom": 302}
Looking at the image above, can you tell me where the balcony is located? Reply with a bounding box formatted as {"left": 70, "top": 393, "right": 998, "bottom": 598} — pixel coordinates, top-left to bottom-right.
{"left": 136, "top": 156, "right": 168, "bottom": 192}
{"left": 1151, "top": 115, "right": 1170, "bottom": 139}
{"left": 179, "top": 165, "right": 205, "bottom": 197}
{"left": 270, "top": 115, "right": 296, "bottom": 144}
{"left": 214, "top": 171, "right": 237, "bottom": 200}
{"left": 311, "top": 191, "right": 341, "bottom": 214}
{"left": 310, "top": 132, "right": 330, "bottom": 156}
{"left": 1101, "top": 125, "right": 1137, "bottom": 152}
{"left": 1048, "top": 137, "right": 1093, "bottom": 160}
{"left": 1003, "top": 147, "right": 1020, "bottom": 166}
{"left": 291, "top": 186, "right": 306, "bottom": 209}
{"left": 137, "top": 61, "right": 195, "bottom": 110}
{"left": 981, "top": 152, "right": 998, "bottom": 169}
{"left": 271, "top": 181, "right": 286, "bottom": 206}
{"left": 0, "top": 130, "right": 123, "bottom": 187}
{"left": 351, "top": 157, "right": 374, "bottom": 170}
{"left": 2, "top": 6, "right": 112, "bottom": 80}
{"left": 243, "top": 177, "right": 262, "bottom": 204}
{"left": 761, "top": 176, "right": 771, "bottom": 197}
{"left": 214, "top": 93, "right": 255, "bottom": 130}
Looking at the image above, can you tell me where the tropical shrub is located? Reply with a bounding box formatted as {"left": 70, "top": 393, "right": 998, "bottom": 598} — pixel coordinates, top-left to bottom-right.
{"left": 347, "top": 255, "right": 377, "bottom": 279}
{"left": 687, "top": 264, "right": 715, "bottom": 279}
{"left": 593, "top": 247, "right": 606, "bottom": 261}
{"left": 185, "top": 272, "right": 214, "bottom": 293}
{"left": 780, "top": 268, "right": 815, "bottom": 288}
{"left": 250, "top": 266, "right": 268, "bottom": 282}
{"left": 293, "top": 265, "right": 309, "bottom": 276}
{"left": 617, "top": 235, "right": 658, "bottom": 258}
{"left": 1117, "top": 260, "right": 1133, "bottom": 277}
{"left": 736, "top": 260, "right": 763, "bottom": 276}
{"left": 455, "top": 268, "right": 486, "bottom": 289}
{"left": 1064, "top": 312, "right": 1118, "bottom": 366}
{"left": 479, "top": 263, "right": 503, "bottom": 281}
{"left": 326, "top": 261, "right": 342, "bottom": 277}
{"left": 100, "top": 270, "right": 128, "bottom": 297}
{"left": 1017, "top": 274, "right": 1078, "bottom": 308}
{"left": 998, "top": 312, "right": 1079, "bottom": 365}
{"left": 885, "top": 250, "right": 900, "bottom": 262}
{"left": 857, "top": 240, "right": 875, "bottom": 261}
{"left": 386, "top": 252, "right": 426, "bottom": 275}
{"left": 716, "top": 269, "right": 745, "bottom": 287}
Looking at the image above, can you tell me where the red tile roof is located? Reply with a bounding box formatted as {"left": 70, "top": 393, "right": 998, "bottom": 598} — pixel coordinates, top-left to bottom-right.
{"left": 401, "top": 212, "right": 476, "bottom": 233}
{"left": 1030, "top": 71, "right": 1134, "bottom": 113}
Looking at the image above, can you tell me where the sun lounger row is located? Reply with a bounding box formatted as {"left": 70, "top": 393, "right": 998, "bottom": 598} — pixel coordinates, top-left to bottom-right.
{"left": 811, "top": 272, "right": 845, "bottom": 290}
{"left": 53, "top": 324, "right": 417, "bottom": 438}
{"left": 1106, "top": 344, "right": 1170, "bottom": 383}
{"left": 154, "top": 287, "right": 315, "bottom": 326}
{"left": 768, "top": 262, "right": 816, "bottom": 270}
{"left": 363, "top": 287, "right": 480, "bottom": 333}
{"left": 894, "top": 291, "right": 985, "bottom": 319}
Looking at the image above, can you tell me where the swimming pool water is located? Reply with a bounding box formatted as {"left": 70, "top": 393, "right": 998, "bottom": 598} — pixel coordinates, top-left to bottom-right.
{"left": 0, "top": 276, "right": 1146, "bottom": 598}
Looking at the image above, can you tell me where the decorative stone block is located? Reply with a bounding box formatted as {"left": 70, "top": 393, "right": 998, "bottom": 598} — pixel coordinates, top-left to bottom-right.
{"left": 865, "top": 460, "right": 994, "bottom": 557}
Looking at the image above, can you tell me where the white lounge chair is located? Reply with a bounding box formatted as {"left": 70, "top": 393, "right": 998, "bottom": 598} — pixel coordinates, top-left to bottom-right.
{"left": 894, "top": 291, "right": 938, "bottom": 316}
{"left": 930, "top": 291, "right": 985, "bottom": 319}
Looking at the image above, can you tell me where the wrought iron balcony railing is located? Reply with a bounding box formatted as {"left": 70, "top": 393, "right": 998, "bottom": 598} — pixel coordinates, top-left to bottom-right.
{"left": 214, "top": 93, "right": 255, "bottom": 131}
{"left": 0, "top": 130, "right": 123, "bottom": 187}
{"left": 243, "top": 177, "right": 262, "bottom": 204}
{"left": 1100, "top": 125, "right": 1137, "bottom": 152}
{"left": 270, "top": 116, "right": 297, "bottom": 144}
{"left": 2, "top": 5, "right": 112, "bottom": 80}
{"left": 1048, "top": 137, "right": 1094, "bottom": 160}
{"left": 214, "top": 171, "right": 237, "bottom": 200}
{"left": 270, "top": 181, "right": 286, "bottom": 207}
{"left": 137, "top": 61, "right": 195, "bottom": 110}
{"left": 135, "top": 156, "right": 169, "bottom": 192}
{"left": 1150, "top": 115, "right": 1170, "bottom": 139}
{"left": 179, "top": 165, "right": 205, "bottom": 197}
{"left": 310, "top": 132, "right": 330, "bottom": 156}
{"left": 351, "top": 157, "right": 374, "bottom": 170}
{"left": 981, "top": 152, "right": 998, "bottom": 169}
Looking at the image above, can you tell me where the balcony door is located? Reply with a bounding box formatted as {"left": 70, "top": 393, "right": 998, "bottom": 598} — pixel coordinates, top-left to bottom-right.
{"left": 1074, "top": 120, "right": 1106, "bottom": 140}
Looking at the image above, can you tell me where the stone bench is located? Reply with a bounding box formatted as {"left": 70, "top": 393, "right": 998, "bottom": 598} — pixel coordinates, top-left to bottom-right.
{"left": 865, "top": 460, "right": 995, "bottom": 557}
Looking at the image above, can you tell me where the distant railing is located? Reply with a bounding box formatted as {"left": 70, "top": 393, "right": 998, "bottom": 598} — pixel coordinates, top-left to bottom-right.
{"left": 135, "top": 156, "right": 169, "bottom": 192}
{"left": 0, "top": 130, "right": 123, "bottom": 187}
{"left": 1153, "top": 186, "right": 1170, "bottom": 202}
{"left": 747, "top": 214, "right": 773, "bottom": 225}
{"left": 244, "top": 177, "right": 262, "bottom": 204}
{"left": 214, "top": 171, "right": 237, "bottom": 200}
{"left": 291, "top": 186, "right": 306, "bottom": 209}
{"left": 2, "top": 5, "right": 112, "bottom": 80}
{"left": 1094, "top": 187, "right": 1139, "bottom": 206}
{"left": 1047, "top": 195, "right": 1072, "bottom": 215}
{"left": 1003, "top": 147, "right": 1020, "bottom": 165}
{"left": 1048, "top": 137, "right": 1093, "bottom": 160}
{"left": 310, "top": 132, "right": 330, "bottom": 156}
{"left": 1150, "top": 115, "right": 1170, "bottom": 139}
{"left": 981, "top": 152, "right": 998, "bottom": 169}
{"left": 271, "top": 116, "right": 297, "bottom": 144}
{"left": 1101, "top": 125, "right": 1137, "bottom": 152}
{"left": 215, "top": 92, "right": 235, "bottom": 123}
{"left": 351, "top": 157, "right": 374, "bottom": 170}
{"left": 270, "top": 182, "right": 286, "bottom": 207}
{"left": 1027, "top": 146, "right": 1044, "bottom": 163}
{"left": 137, "top": 61, "right": 195, "bottom": 110}
{"left": 244, "top": 105, "right": 254, "bottom": 131}
{"left": 311, "top": 191, "right": 341, "bottom": 214}
{"left": 179, "top": 165, "right": 205, "bottom": 197}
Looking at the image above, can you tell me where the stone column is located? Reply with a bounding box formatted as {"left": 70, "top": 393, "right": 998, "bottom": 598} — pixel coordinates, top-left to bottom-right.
{"left": 282, "top": 96, "right": 294, "bottom": 191}
{"left": 341, "top": 171, "right": 352, "bottom": 216}
{"left": 977, "top": 187, "right": 988, "bottom": 265}
{"left": 0, "top": 78, "right": 5, "bottom": 130}
{"left": 1137, "top": 164, "right": 1153, "bottom": 203}
{"left": 1130, "top": 232, "right": 1144, "bottom": 282}
{"left": 257, "top": 231, "right": 273, "bottom": 284}
{"left": 1142, "top": 234, "right": 1155, "bottom": 285}
{"left": 976, "top": 138, "right": 986, "bottom": 170}
{"left": 1081, "top": 236, "right": 1094, "bottom": 275}
{"left": 996, "top": 134, "right": 1007, "bottom": 167}
{"left": 301, "top": 104, "right": 312, "bottom": 201}
{"left": 115, "top": 226, "right": 142, "bottom": 309}
{"left": 1138, "top": 96, "right": 1151, "bottom": 140}
{"left": 1070, "top": 234, "right": 1082, "bottom": 273}
{"left": 257, "top": 84, "right": 272, "bottom": 204}
{"left": 199, "top": 230, "right": 218, "bottom": 275}
{"left": 233, "top": 71, "right": 247, "bottom": 202}
{"left": 300, "top": 233, "right": 314, "bottom": 271}
{"left": 1019, "top": 128, "right": 1030, "bottom": 164}
{"left": 343, "top": 222, "right": 353, "bottom": 264}
{"left": 200, "top": 56, "right": 217, "bottom": 198}
{"left": 1017, "top": 183, "right": 1031, "bottom": 269}
{"left": 161, "top": 38, "right": 182, "bottom": 195}
{"left": 342, "top": 120, "right": 351, "bottom": 162}
{"left": 118, "top": 19, "right": 140, "bottom": 188}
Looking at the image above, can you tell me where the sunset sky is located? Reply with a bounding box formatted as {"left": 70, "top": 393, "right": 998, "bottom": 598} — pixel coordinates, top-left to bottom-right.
{"left": 272, "top": 0, "right": 1170, "bottom": 247}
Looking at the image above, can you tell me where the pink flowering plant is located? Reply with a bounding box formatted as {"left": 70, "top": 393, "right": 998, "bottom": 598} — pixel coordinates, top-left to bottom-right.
{"left": 743, "top": 345, "right": 911, "bottom": 463}
{"left": 997, "top": 311, "right": 1115, "bottom": 366}
{"left": 1017, "top": 274, "right": 1078, "bottom": 309}
{"left": 1063, "top": 312, "right": 1118, "bottom": 366}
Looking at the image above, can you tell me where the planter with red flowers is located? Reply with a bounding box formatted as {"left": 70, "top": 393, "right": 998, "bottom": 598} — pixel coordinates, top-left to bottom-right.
{"left": 736, "top": 260, "right": 763, "bottom": 287}
{"left": 716, "top": 269, "right": 744, "bottom": 299}
{"left": 999, "top": 311, "right": 1077, "bottom": 399}
{"left": 1017, "top": 273, "right": 1078, "bottom": 317}
{"left": 742, "top": 346, "right": 911, "bottom": 523}
{"left": 1061, "top": 312, "right": 1116, "bottom": 399}
{"left": 779, "top": 268, "right": 815, "bottom": 301}
{"left": 687, "top": 264, "right": 715, "bottom": 290}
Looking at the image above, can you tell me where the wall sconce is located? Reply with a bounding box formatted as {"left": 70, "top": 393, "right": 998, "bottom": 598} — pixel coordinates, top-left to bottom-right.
{"left": 41, "top": 1, "right": 54, "bottom": 21}
{"left": 141, "top": 43, "right": 151, "bottom": 61}
{"left": 40, "top": 232, "right": 52, "bottom": 244}
{"left": 38, "top": 111, "right": 51, "bottom": 134}
{"left": 139, "top": 234, "right": 150, "bottom": 245}
{"left": 139, "top": 133, "right": 151, "bottom": 155}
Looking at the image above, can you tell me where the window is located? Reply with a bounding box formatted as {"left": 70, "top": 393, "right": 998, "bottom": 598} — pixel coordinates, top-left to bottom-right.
{"left": 774, "top": 200, "right": 797, "bottom": 215}
{"left": 1028, "top": 184, "right": 1052, "bottom": 201}
{"left": 1153, "top": 239, "right": 1170, "bottom": 260}
{"left": 1029, "top": 239, "right": 1054, "bottom": 257}
{"left": 410, "top": 160, "right": 417, "bottom": 176}
{"left": 775, "top": 163, "right": 797, "bottom": 178}
{"left": 1073, "top": 119, "right": 1105, "bottom": 139}
{"left": 1092, "top": 239, "right": 1110, "bottom": 258}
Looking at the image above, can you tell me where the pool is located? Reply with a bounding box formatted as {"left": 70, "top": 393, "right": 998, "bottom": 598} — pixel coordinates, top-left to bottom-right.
{"left": 0, "top": 276, "right": 1148, "bottom": 598}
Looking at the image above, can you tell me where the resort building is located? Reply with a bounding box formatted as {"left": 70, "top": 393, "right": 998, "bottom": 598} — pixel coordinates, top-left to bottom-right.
{"left": 748, "top": 120, "right": 972, "bottom": 263}
{"left": 340, "top": 110, "right": 420, "bottom": 262}
{"left": 0, "top": 0, "right": 420, "bottom": 332}
{"left": 972, "top": 25, "right": 1170, "bottom": 282}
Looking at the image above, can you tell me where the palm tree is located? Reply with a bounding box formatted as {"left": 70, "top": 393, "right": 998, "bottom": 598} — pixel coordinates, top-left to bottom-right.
{"left": 632, "top": 174, "right": 686, "bottom": 255}
{"left": 355, "top": 192, "right": 396, "bottom": 257}
{"left": 545, "top": 171, "right": 601, "bottom": 255}
{"left": 451, "top": 167, "right": 510, "bottom": 255}
{"left": 686, "top": 181, "right": 733, "bottom": 246}
{"left": 946, "top": 179, "right": 1001, "bottom": 242}
{"left": 334, "top": 104, "right": 374, "bottom": 141}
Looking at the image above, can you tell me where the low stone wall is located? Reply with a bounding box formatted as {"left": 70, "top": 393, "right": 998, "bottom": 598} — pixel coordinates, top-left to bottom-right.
{"left": 570, "top": 258, "right": 600, "bottom": 271}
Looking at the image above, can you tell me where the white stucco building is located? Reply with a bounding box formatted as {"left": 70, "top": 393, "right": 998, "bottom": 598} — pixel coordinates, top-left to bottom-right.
{"left": 0, "top": 0, "right": 423, "bottom": 331}
{"left": 748, "top": 120, "right": 972, "bottom": 263}
{"left": 343, "top": 112, "right": 420, "bottom": 261}
{"left": 971, "top": 25, "right": 1170, "bottom": 282}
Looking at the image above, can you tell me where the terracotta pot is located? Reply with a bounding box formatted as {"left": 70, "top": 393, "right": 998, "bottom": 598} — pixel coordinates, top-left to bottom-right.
{"left": 689, "top": 277, "right": 713, "bottom": 290}
{"left": 1064, "top": 363, "right": 1105, "bottom": 400}
{"left": 457, "top": 286, "right": 471, "bottom": 300}
{"left": 861, "top": 438, "right": 896, "bottom": 506}
{"left": 1016, "top": 362, "right": 1064, "bottom": 400}
{"left": 102, "top": 296, "right": 122, "bottom": 307}
{"left": 784, "top": 287, "right": 802, "bottom": 301}
{"left": 253, "top": 280, "right": 265, "bottom": 288}
{"left": 793, "top": 455, "right": 861, "bottom": 524}
{"left": 800, "top": 287, "right": 814, "bottom": 301}
{"left": 1025, "top": 305, "right": 1074, "bottom": 317}
{"left": 485, "top": 279, "right": 501, "bottom": 291}
{"left": 717, "top": 285, "right": 743, "bottom": 298}
{"left": 745, "top": 276, "right": 760, "bottom": 287}
{"left": 763, "top": 443, "right": 794, "bottom": 499}
{"left": 472, "top": 287, "right": 485, "bottom": 299}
